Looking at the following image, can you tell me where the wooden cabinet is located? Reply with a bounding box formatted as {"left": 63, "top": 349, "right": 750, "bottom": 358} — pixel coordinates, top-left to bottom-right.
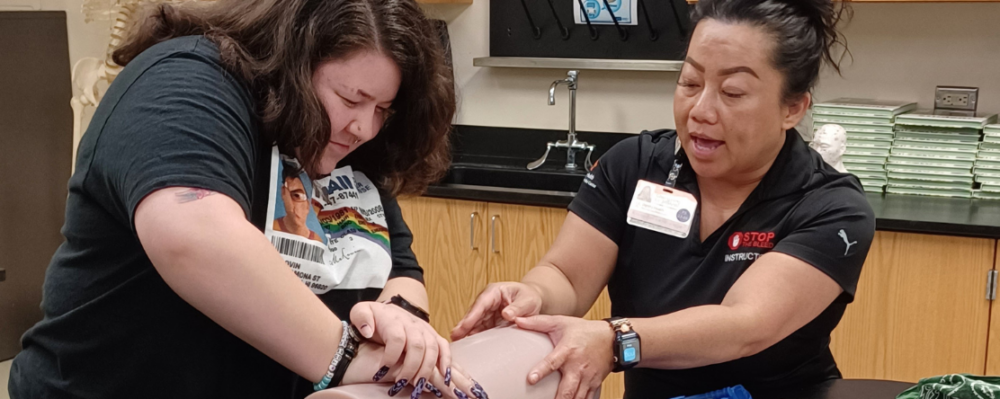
{"left": 830, "top": 231, "right": 996, "bottom": 382}
{"left": 399, "top": 196, "right": 624, "bottom": 399}
{"left": 985, "top": 241, "right": 1000, "bottom": 375}
{"left": 397, "top": 197, "right": 489, "bottom": 342}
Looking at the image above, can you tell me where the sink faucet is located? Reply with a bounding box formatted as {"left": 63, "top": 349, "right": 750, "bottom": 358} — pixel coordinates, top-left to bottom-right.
{"left": 528, "top": 70, "right": 596, "bottom": 171}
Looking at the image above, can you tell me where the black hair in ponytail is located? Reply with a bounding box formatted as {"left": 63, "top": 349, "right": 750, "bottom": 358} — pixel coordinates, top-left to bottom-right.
{"left": 690, "top": 0, "right": 852, "bottom": 103}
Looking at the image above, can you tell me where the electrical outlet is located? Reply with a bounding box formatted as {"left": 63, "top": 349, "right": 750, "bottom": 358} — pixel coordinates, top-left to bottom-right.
{"left": 935, "top": 86, "right": 979, "bottom": 113}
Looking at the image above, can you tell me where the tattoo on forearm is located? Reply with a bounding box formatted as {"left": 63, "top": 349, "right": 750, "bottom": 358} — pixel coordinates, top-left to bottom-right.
{"left": 175, "top": 189, "right": 217, "bottom": 203}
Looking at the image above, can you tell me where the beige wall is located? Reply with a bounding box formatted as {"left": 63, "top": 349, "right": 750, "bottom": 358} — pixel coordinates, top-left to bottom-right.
{"left": 423, "top": 1, "right": 1000, "bottom": 134}
{"left": 3, "top": 1, "right": 998, "bottom": 137}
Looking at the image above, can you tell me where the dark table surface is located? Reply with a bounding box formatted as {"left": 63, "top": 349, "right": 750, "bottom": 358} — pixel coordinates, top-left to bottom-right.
{"left": 758, "top": 379, "right": 913, "bottom": 399}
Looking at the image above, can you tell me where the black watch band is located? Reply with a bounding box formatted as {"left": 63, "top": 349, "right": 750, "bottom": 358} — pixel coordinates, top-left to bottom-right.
{"left": 386, "top": 295, "right": 430, "bottom": 323}
{"left": 605, "top": 317, "right": 641, "bottom": 372}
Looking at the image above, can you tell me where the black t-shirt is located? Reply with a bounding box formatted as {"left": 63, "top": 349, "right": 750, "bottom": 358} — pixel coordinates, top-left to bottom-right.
{"left": 9, "top": 36, "right": 422, "bottom": 399}
{"left": 569, "top": 129, "right": 875, "bottom": 398}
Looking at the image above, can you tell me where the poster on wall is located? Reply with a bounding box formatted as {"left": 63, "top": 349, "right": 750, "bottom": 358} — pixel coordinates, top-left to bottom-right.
{"left": 573, "top": 0, "right": 638, "bottom": 25}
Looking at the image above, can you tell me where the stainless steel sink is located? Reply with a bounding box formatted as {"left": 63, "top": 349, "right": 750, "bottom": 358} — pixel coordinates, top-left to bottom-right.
{"left": 436, "top": 164, "right": 586, "bottom": 194}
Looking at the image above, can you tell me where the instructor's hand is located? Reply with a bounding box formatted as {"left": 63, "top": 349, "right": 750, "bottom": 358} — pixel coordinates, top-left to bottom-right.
{"left": 451, "top": 282, "right": 543, "bottom": 341}
{"left": 515, "top": 315, "right": 615, "bottom": 399}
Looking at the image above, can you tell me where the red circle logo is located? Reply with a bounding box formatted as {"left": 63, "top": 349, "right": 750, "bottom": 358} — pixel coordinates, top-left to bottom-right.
{"left": 728, "top": 233, "right": 742, "bottom": 250}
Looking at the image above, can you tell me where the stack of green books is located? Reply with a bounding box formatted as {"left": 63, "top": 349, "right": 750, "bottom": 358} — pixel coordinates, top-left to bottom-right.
{"left": 985, "top": 124, "right": 1000, "bottom": 144}
{"left": 888, "top": 111, "right": 998, "bottom": 199}
{"left": 976, "top": 127, "right": 1000, "bottom": 199}
{"left": 811, "top": 99, "right": 917, "bottom": 193}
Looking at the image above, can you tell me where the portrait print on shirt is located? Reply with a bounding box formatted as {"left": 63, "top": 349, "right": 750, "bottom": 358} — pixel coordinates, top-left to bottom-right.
{"left": 264, "top": 147, "right": 392, "bottom": 294}
{"left": 273, "top": 160, "right": 326, "bottom": 244}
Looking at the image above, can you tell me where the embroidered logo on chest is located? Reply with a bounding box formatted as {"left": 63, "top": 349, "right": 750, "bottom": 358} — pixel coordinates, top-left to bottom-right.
{"left": 727, "top": 231, "right": 775, "bottom": 250}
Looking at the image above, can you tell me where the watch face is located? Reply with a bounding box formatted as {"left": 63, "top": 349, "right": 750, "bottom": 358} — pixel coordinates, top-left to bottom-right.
{"left": 621, "top": 337, "right": 641, "bottom": 364}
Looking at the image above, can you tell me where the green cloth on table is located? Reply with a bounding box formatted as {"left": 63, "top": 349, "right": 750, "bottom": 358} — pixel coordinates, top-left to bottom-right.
{"left": 896, "top": 374, "right": 1000, "bottom": 399}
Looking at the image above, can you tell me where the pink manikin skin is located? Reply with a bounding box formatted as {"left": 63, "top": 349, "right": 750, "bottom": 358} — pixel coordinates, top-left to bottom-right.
{"left": 307, "top": 327, "right": 600, "bottom": 399}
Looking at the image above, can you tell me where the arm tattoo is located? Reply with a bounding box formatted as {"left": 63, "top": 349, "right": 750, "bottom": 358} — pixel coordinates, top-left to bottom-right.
{"left": 175, "top": 189, "right": 217, "bottom": 204}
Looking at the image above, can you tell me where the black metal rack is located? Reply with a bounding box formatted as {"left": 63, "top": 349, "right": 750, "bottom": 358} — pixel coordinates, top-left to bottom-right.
{"left": 490, "top": 0, "right": 691, "bottom": 60}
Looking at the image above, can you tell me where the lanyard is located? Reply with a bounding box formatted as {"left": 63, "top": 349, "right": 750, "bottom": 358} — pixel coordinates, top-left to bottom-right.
{"left": 665, "top": 147, "right": 687, "bottom": 188}
{"left": 665, "top": 159, "right": 683, "bottom": 188}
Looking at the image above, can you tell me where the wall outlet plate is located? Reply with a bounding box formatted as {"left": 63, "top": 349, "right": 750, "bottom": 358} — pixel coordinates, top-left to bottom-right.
{"left": 935, "top": 86, "right": 979, "bottom": 113}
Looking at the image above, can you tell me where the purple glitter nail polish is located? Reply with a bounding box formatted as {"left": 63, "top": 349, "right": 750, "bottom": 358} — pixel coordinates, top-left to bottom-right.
{"left": 388, "top": 379, "right": 408, "bottom": 397}
{"left": 410, "top": 378, "right": 426, "bottom": 399}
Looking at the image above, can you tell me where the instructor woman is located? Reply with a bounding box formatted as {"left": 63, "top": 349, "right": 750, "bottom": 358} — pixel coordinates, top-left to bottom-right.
{"left": 453, "top": 1, "right": 874, "bottom": 398}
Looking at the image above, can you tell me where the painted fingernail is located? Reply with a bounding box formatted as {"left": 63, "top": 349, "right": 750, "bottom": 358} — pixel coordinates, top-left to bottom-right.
{"left": 426, "top": 383, "right": 443, "bottom": 398}
{"left": 388, "top": 379, "right": 408, "bottom": 397}
{"left": 444, "top": 367, "right": 452, "bottom": 386}
{"left": 410, "top": 378, "right": 426, "bottom": 399}
{"left": 471, "top": 380, "right": 489, "bottom": 399}
{"left": 373, "top": 366, "right": 390, "bottom": 382}
{"left": 360, "top": 324, "right": 374, "bottom": 338}
{"left": 454, "top": 388, "right": 469, "bottom": 399}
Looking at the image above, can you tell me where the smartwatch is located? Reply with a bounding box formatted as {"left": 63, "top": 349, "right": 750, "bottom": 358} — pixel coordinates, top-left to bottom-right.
{"left": 386, "top": 295, "right": 431, "bottom": 323}
{"left": 605, "top": 317, "right": 641, "bottom": 372}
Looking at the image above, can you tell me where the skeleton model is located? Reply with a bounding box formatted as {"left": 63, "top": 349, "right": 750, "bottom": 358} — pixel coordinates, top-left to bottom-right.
{"left": 809, "top": 123, "right": 849, "bottom": 173}
{"left": 71, "top": 1, "right": 205, "bottom": 166}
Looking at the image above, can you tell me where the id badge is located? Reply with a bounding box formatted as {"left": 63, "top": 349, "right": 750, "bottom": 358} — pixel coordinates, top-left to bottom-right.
{"left": 626, "top": 180, "right": 698, "bottom": 238}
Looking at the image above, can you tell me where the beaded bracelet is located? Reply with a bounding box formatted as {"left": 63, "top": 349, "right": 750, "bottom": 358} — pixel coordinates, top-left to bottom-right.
{"left": 327, "top": 325, "right": 362, "bottom": 388}
{"left": 314, "top": 320, "right": 351, "bottom": 391}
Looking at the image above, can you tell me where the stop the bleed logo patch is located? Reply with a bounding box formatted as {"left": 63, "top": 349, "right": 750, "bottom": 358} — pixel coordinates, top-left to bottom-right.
{"left": 727, "top": 231, "right": 775, "bottom": 250}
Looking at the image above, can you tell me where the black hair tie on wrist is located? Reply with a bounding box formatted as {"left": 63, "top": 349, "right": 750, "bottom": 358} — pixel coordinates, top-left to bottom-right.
{"left": 388, "top": 294, "right": 431, "bottom": 323}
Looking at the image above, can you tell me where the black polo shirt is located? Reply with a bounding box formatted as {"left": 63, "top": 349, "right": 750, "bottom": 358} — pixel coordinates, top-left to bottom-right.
{"left": 569, "top": 129, "right": 875, "bottom": 398}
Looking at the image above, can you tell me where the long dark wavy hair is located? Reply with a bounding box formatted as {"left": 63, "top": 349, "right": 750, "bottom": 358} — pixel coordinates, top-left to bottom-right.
{"left": 113, "top": 0, "right": 455, "bottom": 196}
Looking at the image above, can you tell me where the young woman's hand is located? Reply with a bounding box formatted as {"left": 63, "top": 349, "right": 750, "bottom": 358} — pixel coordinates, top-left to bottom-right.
{"left": 350, "top": 301, "right": 483, "bottom": 397}
{"left": 342, "top": 340, "right": 486, "bottom": 398}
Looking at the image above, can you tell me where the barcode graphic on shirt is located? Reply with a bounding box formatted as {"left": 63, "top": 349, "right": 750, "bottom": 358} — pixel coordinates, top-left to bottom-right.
{"left": 271, "top": 236, "right": 324, "bottom": 264}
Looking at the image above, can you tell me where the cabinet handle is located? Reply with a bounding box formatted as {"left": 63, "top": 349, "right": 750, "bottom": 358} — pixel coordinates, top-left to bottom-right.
{"left": 491, "top": 215, "right": 500, "bottom": 254}
{"left": 0, "top": 268, "right": 5, "bottom": 282}
{"left": 988, "top": 270, "right": 998, "bottom": 301}
{"left": 470, "top": 212, "right": 480, "bottom": 250}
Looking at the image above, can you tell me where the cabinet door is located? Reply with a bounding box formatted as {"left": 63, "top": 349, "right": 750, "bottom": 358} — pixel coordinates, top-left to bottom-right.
{"left": 487, "top": 203, "right": 625, "bottom": 399}
{"left": 398, "top": 197, "right": 489, "bottom": 340}
{"left": 485, "top": 203, "right": 567, "bottom": 282}
{"left": 830, "top": 231, "right": 995, "bottom": 382}
{"left": 0, "top": 12, "right": 73, "bottom": 361}
{"left": 984, "top": 241, "right": 1000, "bottom": 375}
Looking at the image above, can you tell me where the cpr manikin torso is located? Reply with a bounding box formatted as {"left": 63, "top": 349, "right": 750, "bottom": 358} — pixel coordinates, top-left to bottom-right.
{"left": 307, "top": 327, "right": 590, "bottom": 399}
{"left": 809, "top": 124, "right": 848, "bottom": 173}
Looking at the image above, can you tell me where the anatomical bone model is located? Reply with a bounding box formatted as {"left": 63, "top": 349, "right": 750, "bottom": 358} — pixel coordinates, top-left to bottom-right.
{"left": 809, "top": 123, "right": 849, "bottom": 173}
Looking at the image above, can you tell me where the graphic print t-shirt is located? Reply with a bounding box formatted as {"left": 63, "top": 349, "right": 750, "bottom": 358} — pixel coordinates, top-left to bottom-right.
{"left": 265, "top": 150, "right": 414, "bottom": 305}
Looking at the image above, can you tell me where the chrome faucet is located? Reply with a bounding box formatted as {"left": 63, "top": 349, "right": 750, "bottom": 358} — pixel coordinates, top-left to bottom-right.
{"left": 528, "top": 70, "right": 596, "bottom": 171}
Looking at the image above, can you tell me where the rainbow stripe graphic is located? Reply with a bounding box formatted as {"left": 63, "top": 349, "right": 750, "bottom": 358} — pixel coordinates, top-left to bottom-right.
{"left": 316, "top": 206, "right": 390, "bottom": 252}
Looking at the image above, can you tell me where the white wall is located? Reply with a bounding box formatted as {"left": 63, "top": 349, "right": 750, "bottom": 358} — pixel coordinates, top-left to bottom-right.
{"left": 4, "top": 1, "right": 998, "bottom": 137}
{"left": 423, "top": 1, "right": 1000, "bottom": 135}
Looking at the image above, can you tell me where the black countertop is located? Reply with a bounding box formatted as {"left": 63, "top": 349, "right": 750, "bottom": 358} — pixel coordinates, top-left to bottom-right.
{"left": 428, "top": 125, "right": 1000, "bottom": 240}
